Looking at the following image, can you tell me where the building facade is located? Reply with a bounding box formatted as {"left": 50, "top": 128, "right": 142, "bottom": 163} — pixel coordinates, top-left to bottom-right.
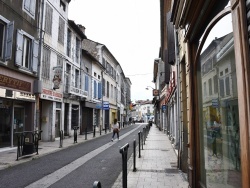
{"left": 159, "top": 0, "right": 250, "bottom": 187}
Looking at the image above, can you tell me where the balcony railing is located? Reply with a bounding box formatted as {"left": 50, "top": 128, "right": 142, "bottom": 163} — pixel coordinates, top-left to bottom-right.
{"left": 64, "top": 84, "right": 88, "bottom": 98}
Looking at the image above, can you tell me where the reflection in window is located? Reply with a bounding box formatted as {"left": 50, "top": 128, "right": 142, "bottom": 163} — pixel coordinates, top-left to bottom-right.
{"left": 198, "top": 13, "right": 241, "bottom": 187}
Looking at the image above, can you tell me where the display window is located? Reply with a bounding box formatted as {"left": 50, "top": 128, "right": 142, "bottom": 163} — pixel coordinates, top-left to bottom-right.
{"left": 197, "top": 8, "right": 242, "bottom": 187}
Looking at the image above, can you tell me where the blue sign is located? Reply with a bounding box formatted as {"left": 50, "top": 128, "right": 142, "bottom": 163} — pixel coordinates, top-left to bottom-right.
{"left": 162, "top": 105, "right": 166, "bottom": 111}
{"left": 103, "top": 101, "right": 110, "bottom": 110}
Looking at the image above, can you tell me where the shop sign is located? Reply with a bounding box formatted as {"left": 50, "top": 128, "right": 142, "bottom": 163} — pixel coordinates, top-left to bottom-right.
{"left": 0, "top": 74, "right": 31, "bottom": 92}
{"left": 96, "top": 102, "right": 102, "bottom": 109}
{"left": 212, "top": 98, "right": 219, "bottom": 108}
{"left": 162, "top": 105, "right": 166, "bottom": 112}
{"left": 41, "top": 89, "right": 62, "bottom": 102}
{"left": 103, "top": 101, "right": 110, "bottom": 110}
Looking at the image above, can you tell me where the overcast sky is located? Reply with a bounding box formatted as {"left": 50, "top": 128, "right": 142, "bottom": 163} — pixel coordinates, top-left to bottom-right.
{"left": 68, "top": 0, "right": 160, "bottom": 102}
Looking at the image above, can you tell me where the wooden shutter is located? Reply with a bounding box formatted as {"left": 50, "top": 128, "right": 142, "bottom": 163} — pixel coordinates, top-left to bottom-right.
{"left": 164, "top": 49, "right": 170, "bottom": 84}
{"left": 167, "top": 12, "right": 175, "bottom": 65}
{"left": 85, "top": 75, "right": 88, "bottom": 91}
{"left": 94, "top": 80, "right": 97, "bottom": 98}
{"left": 24, "top": 0, "right": 31, "bottom": 11}
{"left": 4, "top": 21, "right": 14, "bottom": 61}
{"left": 102, "top": 78, "right": 105, "bottom": 96}
{"left": 32, "top": 40, "right": 39, "bottom": 73}
{"left": 98, "top": 82, "right": 102, "bottom": 99}
{"left": 15, "top": 30, "right": 23, "bottom": 67}
{"left": 30, "top": 0, "right": 36, "bottom": 16}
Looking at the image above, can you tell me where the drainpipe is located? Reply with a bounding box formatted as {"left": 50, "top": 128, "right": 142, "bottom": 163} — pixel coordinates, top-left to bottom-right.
{"left": 35, "top": 0, "right": 45, "bottom": 131}
{"left": 101, "top": 70, "right": 104, "bottom": 131}
{"left": 174, "top": 29, "right": 181, "bottom": 167}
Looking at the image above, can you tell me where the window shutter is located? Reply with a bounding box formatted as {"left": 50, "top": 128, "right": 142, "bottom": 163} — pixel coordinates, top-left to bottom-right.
{"left": 24, "top": 0, "right": 31, "bottom": 11}
{"left": 219, "top": 79, "right": 225, "bottom": 97}
{"left": 30, "top": 0, "right": 36, "bottom": 16}
{"left": 94, "top": 80, "right": 97, "bottom": 98}
{"left": 85, "top": 75, "right": 88, "bottom": 91}
{"left": 4, "top": 21, "right": 14, "bottom": 61}
{"left": 32, "top": 40, "right": 39, "bottom": 73}
{"left": 15, "top": 30, "right": 23, "bottom": 66}
{"left": 167, "top": 11, "right": 175, "bottom": 65}
{"left": 98, "top": 82, "right": 102, "bottom": 99}
{"left": 102, "top": 78, "right": 105, "bottom": 96}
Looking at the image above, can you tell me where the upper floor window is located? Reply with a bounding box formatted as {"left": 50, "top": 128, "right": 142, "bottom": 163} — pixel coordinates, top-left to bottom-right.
{"left": 0, "top": 16, "right": 14, "bottom": 62}
{"left": 58, "top": 17, "right": 65, "bottom": 45}
{"left": 107, "top": 81, "right": 109, "bottom": 98}
{"left": 67, "top": 29, "right": 71, "bottom": 57}
{"left": 45, "top": 3, "right": 53, "bottom": 35}
{"left": 23, "top": 0, "right": 36, "bottom": 18}
{"left": 102, "top": 78, "right": 105, "bottom": 96}
{"left": 15, "top": 30, "right": 38, "bottom": 73}
{"left": 75, "top": 38, "right": 80, "bottom": 63}
{"left": 42, "top": 47, "right": 51, "bottom": 79}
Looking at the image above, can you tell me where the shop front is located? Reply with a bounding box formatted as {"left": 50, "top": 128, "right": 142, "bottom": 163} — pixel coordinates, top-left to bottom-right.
{"left": 40, "top": 89, "right": 63, "bottom": 141}
{"left": 0, "top": 69, "right": 36, "bottom": 148}
{"left": 174, "top": 0, "right": 250, "bottom": 186}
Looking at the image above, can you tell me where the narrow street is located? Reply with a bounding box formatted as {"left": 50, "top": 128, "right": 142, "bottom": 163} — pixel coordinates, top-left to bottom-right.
{"left": 0, "top": 124, "right": 143, "bottom": 188}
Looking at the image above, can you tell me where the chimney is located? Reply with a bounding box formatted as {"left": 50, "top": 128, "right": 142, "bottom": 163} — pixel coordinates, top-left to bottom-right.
{"left": 78, "top": 24, "right": 86, "bottom": 34}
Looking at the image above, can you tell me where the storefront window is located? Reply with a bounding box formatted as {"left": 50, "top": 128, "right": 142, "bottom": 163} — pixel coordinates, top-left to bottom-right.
{"left": 197, "top": 12, "right": 242, "bottom": 187}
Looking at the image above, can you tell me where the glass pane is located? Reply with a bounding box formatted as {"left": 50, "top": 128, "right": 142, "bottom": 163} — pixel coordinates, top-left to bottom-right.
{"left": 198, "top": 13, "right": 242, "bottom": 187}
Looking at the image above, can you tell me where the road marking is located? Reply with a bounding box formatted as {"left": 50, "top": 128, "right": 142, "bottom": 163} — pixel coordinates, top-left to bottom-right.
{"left": 25, "top": 126, "right": 141, "bottom": 188}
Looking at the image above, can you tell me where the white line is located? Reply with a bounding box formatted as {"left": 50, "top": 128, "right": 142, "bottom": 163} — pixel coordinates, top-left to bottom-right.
{"left": 25, "top": 126, "right": 141, "bottom": 188}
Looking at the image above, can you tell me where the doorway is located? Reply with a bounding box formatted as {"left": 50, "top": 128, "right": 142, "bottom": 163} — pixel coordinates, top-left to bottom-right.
{"left": 13, "top": 107, "right": 25, "bottom": 145}
{"left": 55, "top": 110, "right": 61, "bottom": 138}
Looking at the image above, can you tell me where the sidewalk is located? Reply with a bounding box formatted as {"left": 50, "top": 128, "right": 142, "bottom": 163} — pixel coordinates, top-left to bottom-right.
{"left": 0, "top": 129, "right": 111, "bottom": 170}
{"left": 112, "top": 124, "right": 188, "bottom": 188}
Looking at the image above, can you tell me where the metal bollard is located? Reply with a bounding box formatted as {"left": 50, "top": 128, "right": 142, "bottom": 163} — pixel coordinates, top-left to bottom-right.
{"left": 59, "top": 130, "right": 63, "bottom": 148}
{"left": 120, "top": 143, "right": 129, "bottom": 188}
{"left": 105, "top": 123, "right": 107, "bottom": 134}
{"left": 100, "top": 124, "right": 102, "bottom": 135}
{"left": 93, "top": 181, "right": 101, "bottom": 188}
{"left": 138, "top": 131, "right": 141, "bottom": 158}
{"left": 133, "top": 139, "right": 136, "bottom": 172}
{"left": 143, "top": 128, "right": 146, "bottom": 145}
{"left": 141, "top": 131, "right": 143, "bottom": 150}
{"left": 93, "top": 125, "right": 96, "bottom": 138}
{"left": 74, "top": 128, "right": 78, "bottom": 143}
{"left": 85, "top": 127, "right": 87, "bottom": 140}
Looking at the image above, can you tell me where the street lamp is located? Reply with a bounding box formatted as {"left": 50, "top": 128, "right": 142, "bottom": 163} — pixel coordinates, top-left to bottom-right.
{"left": 145, "top": 86, "right": 154, "bottom": 90}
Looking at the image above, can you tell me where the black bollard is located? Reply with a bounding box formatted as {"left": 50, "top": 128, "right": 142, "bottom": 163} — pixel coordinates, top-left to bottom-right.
{"left": 120, "top": 143, "right": 129, "bottom": 188}
{"left": 133, "top": 139, "right": 136, "bottom": 172}
{"left": 138, "top": 131, "right": 141, "bottom": 158}
{"left": 85, "top": 127, "right": 87, "bottom": 140}
{"left": 93, "top": 125, "right": 96, "bottom": 138}
{"left": 59, "top": 130, "right": 63, "bottom": 147}
{"left": 143, "top": 128, "right": 146, "bottom": 145}
{"left": 74, "top": 128, "right": 77, "bottom": 143}
{"left": 100, "top": 124, "right": 102, "bottom": 135}
{"left": 141, "top": 131, "right": 143, "bottom": 150}
{"left": 93, "top": 181, "right": 102, "bottom": 188}
{"left": 105, "top": 123, "right": 107, "bottom": 134}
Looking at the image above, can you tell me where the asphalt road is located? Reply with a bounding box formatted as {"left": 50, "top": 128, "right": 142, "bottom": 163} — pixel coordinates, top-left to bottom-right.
{"left": 0, "top": 124, "right": 146, "bottom": 188}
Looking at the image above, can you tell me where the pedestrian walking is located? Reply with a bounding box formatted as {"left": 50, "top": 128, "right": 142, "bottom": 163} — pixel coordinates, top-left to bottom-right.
{"left": 111, "top": 119, "right": 119, "bottom": 141}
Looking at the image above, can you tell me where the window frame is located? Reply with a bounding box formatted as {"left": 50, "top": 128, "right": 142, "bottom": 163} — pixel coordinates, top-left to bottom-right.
{"left": 15, "top": 29, "right": 38, "bottom": 73}
{"left": 22, "top": 0, "right": 36, "bottom": 19}
{"left": 0, "top": 15, "right": 14, "bottom": 62}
